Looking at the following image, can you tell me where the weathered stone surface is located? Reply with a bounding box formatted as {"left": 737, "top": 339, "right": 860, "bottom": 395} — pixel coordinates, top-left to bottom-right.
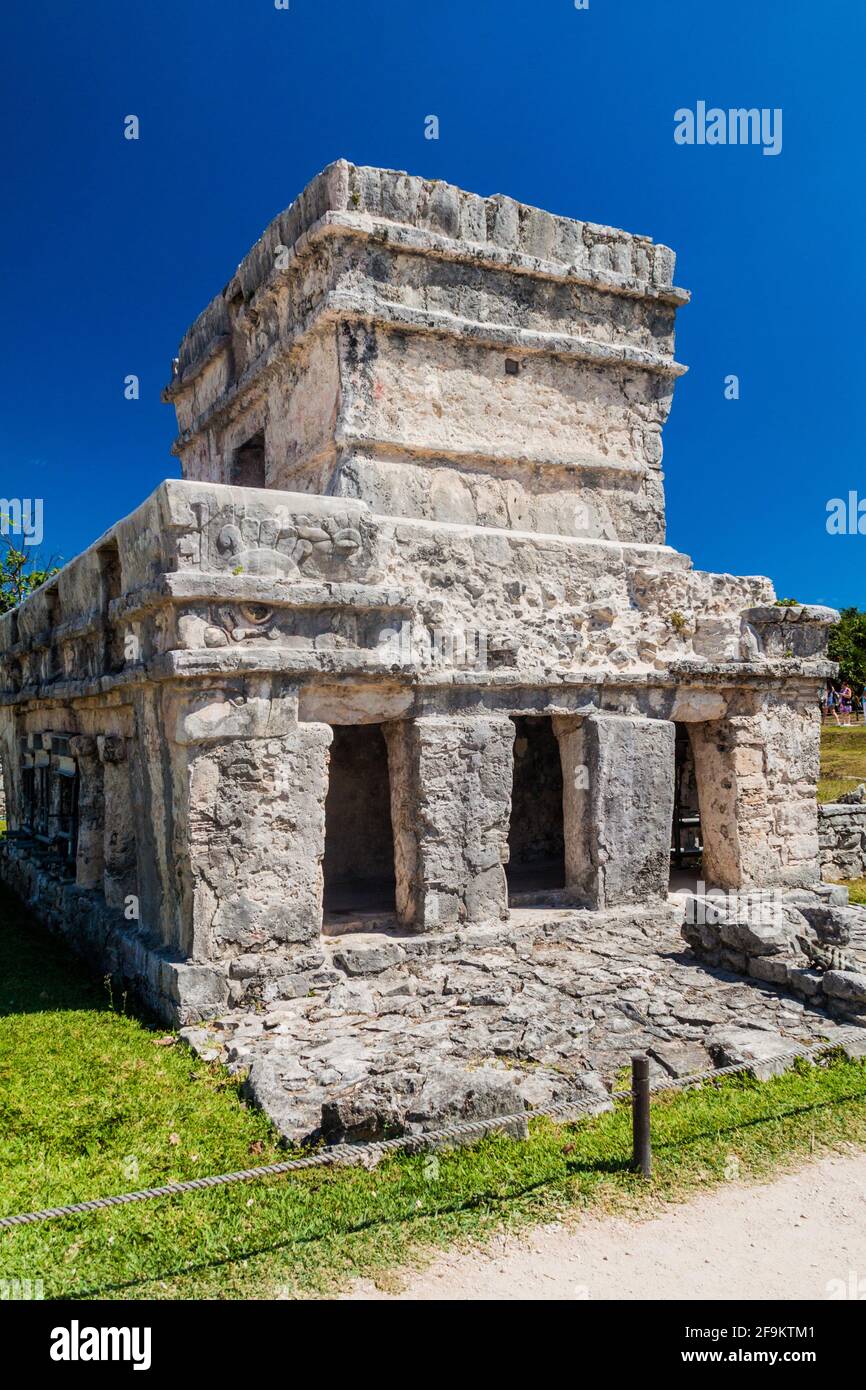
{"left": 682, "top": 888, "right": 866, "bottom": 1025}
{"left": 748, "top": 956, "right": 791, "bottom": 985}
{"left": 581, "top": 714, "right": 675, "bottom": 908}
{"left": 410, "top": 1067, "right": 528, "bottom": 1137}
{"left": 837, "top": 1032, "right": 866, "bottom": 1061}
{"left": 822, "top": 970, "right": 866, "bottom": 1006}
{"left": 787, "top": 966, "right": 824, "bottom": 997}
{"left": 176, "top": 902, "right": 859, "bottom": 1142}
{"left": 687, "top": 713, "right": 822, "bottom": 891}
{"left": 332, "top": 942, "right": 405, "bottom": 976}
{"left": 717, "top": 903, "right": 807, "bottom": 957}
{"left": 318, "top": 1067, "right": 529, "bottom": 1145}
{"left": 385, "top": 716, "right": 514, "bottom": 930}
{"left": 647, "top": 1040, "right": 713, "bottom": 1078}
{"left": 242, "top": 1054, "right": 324, "bottom": 1143}
{"left": 818, "top": 801, "right": 866, "bottom": 882}
{"left": 0, "top": 165, "right": 845, "bottom": 1142}
{"left": 706, "top": 1025, "right": 795, "bottom": 1080}
{"left": 793, "top": 901, "right": 858, "bottom": 947}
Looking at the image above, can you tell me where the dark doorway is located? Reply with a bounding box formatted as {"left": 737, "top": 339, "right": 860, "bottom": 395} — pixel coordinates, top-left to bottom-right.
{"left": 230, "top": 429, "right": 266, "bottom": 488}
{"left": 323, "top": 723, "right": 396, "bottom": 916}
{"left": 671, "top": 722, "right": 703, "bottom": 883}
{"left": 98, "top": 541, "right": 124, "bottom": 673}
{"left": 507, "top": 716, "right": 566, "bottom": 899}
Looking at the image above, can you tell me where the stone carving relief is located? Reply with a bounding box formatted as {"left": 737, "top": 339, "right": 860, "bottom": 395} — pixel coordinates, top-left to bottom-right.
{"left": 194, "top": 503, "right": 378, "bottom": 580}
{"left": 204, "top": 602, "right": 279, "bottom": 648}
{"left": 739, "top": 620, "right": 762, "bottom": 662}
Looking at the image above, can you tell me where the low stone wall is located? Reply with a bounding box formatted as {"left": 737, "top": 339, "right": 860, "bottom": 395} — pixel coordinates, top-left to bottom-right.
{"left": 819, "top": 802, "right": 866, "bottom": 882}
{"left": 683, "top": 892, "right": 866, "bottom": 1024}
{"left": 0, "top": 837, "right": 231, "bottom": 1023}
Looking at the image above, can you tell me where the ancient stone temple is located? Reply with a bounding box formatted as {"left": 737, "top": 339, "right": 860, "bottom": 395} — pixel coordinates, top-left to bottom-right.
{"left": 0, "top": 162, "right": 838, "bottom": 1050}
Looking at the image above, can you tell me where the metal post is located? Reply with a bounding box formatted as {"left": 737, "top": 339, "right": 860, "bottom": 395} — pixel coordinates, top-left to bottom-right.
{"left": 632, "top": 1054, "right": 652, "bottom": 1178}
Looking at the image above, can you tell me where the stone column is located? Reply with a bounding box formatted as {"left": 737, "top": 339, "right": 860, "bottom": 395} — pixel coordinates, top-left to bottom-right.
{"left": 45, "top": 747, "right": 65, "bottom": 844}
{"left": 97, "top": 735, "right": 138, "bottom": 912}
{"left": 385, "top": 715, "right": 514, "bottom": 931}
{"left": 166, "top": 681, "right": 332, "bottom": 961}
{"left": 557, "top": 713, "right": 675, "bottom": 909}
{"left": 69, "top": 735, "right": 104, "bottom": 888}
{"left": 553, "top": 717, "right": 592, "bottom": 899}
{"left": 688, "top": 700, "right": 820, "bottom": 890}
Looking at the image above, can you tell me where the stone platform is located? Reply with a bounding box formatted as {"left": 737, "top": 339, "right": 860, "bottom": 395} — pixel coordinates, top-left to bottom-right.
{"left": 180, "top": 893, "right": 866, "bottom": 1145}
{"left": 0, "top": 163, "right": 847, "bottom": 1114}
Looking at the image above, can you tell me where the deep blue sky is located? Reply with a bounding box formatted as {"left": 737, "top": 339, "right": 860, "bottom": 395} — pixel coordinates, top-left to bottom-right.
{"left": 3, "top": 0, "right": 864, "bottom": 608}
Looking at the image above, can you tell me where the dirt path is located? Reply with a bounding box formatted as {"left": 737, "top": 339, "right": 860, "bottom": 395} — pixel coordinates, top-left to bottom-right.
{"left": 344, "top": 1151, "right": 866, "bottom": 1300}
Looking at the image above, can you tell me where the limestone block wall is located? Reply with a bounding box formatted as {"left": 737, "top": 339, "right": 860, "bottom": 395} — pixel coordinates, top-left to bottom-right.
{"left": 163, "top": 163, "right": 689, "bottom": 546}
{"left": 819, "top": 803, "right": 866, "bottom": 882}
{"left": 0, "top": 478, "right": 836, "bottom": 700}
{"left": 686, "top": 697, "right": 822, "bottom": 891}
{"left": 0, "top": 480, "right": 836, "bottom": 879}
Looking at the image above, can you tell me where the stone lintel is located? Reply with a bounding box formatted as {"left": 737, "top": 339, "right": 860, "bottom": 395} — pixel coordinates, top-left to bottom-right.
{"left": 165, "top": 679, "right": 300, "bottom": 746}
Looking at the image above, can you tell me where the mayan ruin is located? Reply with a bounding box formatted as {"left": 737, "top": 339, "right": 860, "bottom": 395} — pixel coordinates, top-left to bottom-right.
{"left": 1, "top": 162, "right": 862, "bottom": 1143}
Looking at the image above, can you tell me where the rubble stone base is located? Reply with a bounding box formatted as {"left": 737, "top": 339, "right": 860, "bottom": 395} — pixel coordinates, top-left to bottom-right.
{"left": 177, "top": 891, "right": 866, "bottom": 1145}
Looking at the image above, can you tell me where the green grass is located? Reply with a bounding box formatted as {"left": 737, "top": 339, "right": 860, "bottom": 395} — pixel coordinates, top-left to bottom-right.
{"left": 3, "top": 890, "right": 866, "bottom": 1300}
{"left": 819, "top": 724, "right": 866, "bottom": 802}
{"left": 845, "top": 878, "right": 866, "bottom": 906}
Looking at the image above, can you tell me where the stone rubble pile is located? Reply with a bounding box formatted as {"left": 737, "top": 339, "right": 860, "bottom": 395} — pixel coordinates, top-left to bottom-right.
{"left": 683, "top": 889, "right": 866, "bottom": 1025}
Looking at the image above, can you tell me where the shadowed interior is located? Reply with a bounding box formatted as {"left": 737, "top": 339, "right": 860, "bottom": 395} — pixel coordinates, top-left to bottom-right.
{"left": 323, "top": 723, "right": 396, "bottom": 916}
{"left": 507, "top": 715, "right": 566, "bottom": 898}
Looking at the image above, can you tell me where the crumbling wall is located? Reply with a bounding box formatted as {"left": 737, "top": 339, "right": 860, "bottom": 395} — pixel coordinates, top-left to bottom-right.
{"left": 683, "top": 892, "right": 866, "bottom": 1024}
{"left": 819, "top": 802, "right": 866, "bottom": 882}
{"left": 165, "top": 162, "right": 687, "bottom": 546}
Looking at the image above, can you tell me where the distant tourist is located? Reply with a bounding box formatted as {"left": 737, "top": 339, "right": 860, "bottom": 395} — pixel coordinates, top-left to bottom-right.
{"left": 840, "top": 683, "right": 854, "bottom": 725}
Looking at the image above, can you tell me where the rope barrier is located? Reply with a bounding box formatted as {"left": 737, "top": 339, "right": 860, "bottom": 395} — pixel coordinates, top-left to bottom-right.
{"left": 1, "top": 1027, "right": 863, "bottom": 1232}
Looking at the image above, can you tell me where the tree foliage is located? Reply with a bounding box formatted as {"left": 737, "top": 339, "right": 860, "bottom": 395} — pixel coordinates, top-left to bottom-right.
{"left": 0, "top": 539, "right": 60, "bottom": 615}
{"left": 828, "top": 607, "right": 866, "bottom": 693}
